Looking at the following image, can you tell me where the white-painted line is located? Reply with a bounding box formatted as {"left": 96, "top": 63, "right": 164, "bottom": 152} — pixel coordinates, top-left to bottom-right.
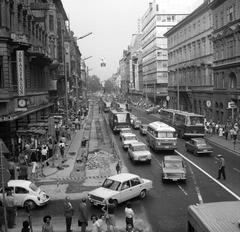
{"left": 175, "top": 150, "right": 240, "bottom": 201}
{"left": 177, "top": 183, "right": 188, "bottom": 195}
{"left": 233, "top": 168, "right": 240, "bottom": 173}
{"left": 152, "top": 154, "right": 162, "bottom": 167}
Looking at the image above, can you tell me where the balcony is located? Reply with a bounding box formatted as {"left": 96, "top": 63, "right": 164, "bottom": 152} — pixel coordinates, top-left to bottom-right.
{"left": 28, "top": 45, "right": 46, "bottom": 56}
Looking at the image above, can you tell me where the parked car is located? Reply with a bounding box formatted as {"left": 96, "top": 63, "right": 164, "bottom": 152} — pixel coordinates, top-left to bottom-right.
{"left": 185, "top": 138, "right": 213, "bottom": 156}
{"left": 132, "top": 119, "right": 142, "bottom": 129}
{"left": 162, "top": 156, "right": 186, "bottom": 183}
{"left": 119, "top": 128, "right": 132, "bottom": 140}
{"left": 122, "top": 133, "right": 138, "bottom": 150}
{"left": 128, "top": 142, "right": 152, "bottom": 164}
{"left": 0, "top": 180, "right": 50, "bottom": 209}
{"left": 145, "top": 107, "right": 154, "bottom": 114}
{"left": 88, "top": 173, "right": 153, "bottom": 207}
{"left": 139, "top": 124, "right": 148, "bottom": 135}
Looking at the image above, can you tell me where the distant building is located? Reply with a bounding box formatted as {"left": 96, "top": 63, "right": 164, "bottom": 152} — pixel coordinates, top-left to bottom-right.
{"left": 209, "top": 0, "right": 240, "bottom": 124}
{"left": 164, "top": 1, "right": 213, "bottom": 120}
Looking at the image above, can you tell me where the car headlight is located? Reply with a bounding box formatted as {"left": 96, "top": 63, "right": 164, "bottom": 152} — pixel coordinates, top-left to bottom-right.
{"left": 164, "top": 173, "right": 167, "bottom": 177}
{"left": 173, "top": 143, "right": 176, "bottom": 146}
{"left": 157, "top": 142, "right": 161, "bottom": 145}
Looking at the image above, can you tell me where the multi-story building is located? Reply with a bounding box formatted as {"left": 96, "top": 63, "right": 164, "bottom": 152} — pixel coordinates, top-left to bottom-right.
{"left": 141, "top": 0, "right": 203, "bottom": 106}
{"left": 209, "top": 0, "right": 240, "bottom": 124}
{"left": 164, "top": 1, "right": 214, "bottom": 120}
{"left": 0, "top": 0, "right": 67, "bottom": 156}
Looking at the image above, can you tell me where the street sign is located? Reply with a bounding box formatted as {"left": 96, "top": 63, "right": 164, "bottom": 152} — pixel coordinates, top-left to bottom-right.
{"left": 0, "top": 155, "right": 10, "bottom": 185}
{"left": 166, "top": 96, "right": 170, "bottom": 101}
{"left": 228, "top": 101, "right": 236, "bottom": 109}
{"left": 206, "top": 100, "right": 211, "bottom": 107}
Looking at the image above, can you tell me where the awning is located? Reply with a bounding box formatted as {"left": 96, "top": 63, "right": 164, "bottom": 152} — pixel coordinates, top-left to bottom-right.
{"left": 2, "top": 103, "right": 54, "bottom": 122}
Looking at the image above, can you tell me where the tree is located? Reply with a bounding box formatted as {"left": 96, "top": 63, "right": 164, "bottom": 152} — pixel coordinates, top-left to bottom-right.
{"left": 104, "top": 79, "right": 114, "bottom": 93}
{"left": 87, "top": 75, "right": 101, "bottom": 93}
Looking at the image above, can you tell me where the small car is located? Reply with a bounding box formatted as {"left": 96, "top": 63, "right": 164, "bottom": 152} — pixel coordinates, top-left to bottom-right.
{"left": 0, "top": 180, "right": 50, "bottom": 209}
{"left": 139, "top": 124, "right": 148, "bottom": 135}
{"left": 185, "top": 138, "right": 213, "bottom": 156}
{"left": 128, "top": 142, "right": 152, "bottom": 164}
{"left": 162, "top": 156, "right": 186, "bottom": 183}
{"left": 145, "top": 107, "right": 154, "bottom": 114}
{"left": 119, "top": 128, "right": 132, "bottom": 140}
{"left": 130, "top": 115, "right": 137, "bottom": 125}
{"left": 132, "top": 119, "right": 142, "bottom": 129}
{"left": 122, "top": 133, "right": 138, "bottom": 150}
{"left": 88, "top": 173, "right": 153, "bottom": 207}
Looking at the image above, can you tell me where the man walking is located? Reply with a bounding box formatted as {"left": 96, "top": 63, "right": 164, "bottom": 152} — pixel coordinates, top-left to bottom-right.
{"left": 216, "top": 154, "right": 226, "bottom": 180}
{"left": 64, "top": 196, "right": 74, "bottom": 232}
{"left": 78, "top": 198, "right": 88, "bottom": 232}
{"left": 4, "top": 188, "right": 16, "bottom": 228}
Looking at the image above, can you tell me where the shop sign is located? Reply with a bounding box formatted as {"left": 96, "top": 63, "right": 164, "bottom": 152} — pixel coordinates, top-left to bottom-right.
{"left": 16, "top": 50, "right": 25, "bottom": 96}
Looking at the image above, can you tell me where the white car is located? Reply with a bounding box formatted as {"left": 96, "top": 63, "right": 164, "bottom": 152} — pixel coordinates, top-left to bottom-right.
{"left": 119, "top": 128, "right": 132, "bottom": 140}
{"left": 0, "top": 180, "right": 50, "bottom": 209}
{"left": 88, "top": 173, "right": 153, "bottom": 207}
{"left": 132, "top": 120, "right": 142, "bottom": 129}
{"left": 122, "top": 133, "right": 138, "bottom": 150}
{"left": 130, "top": 115, "right": 137, "bottom": 125}
{"left": 128, "top": 142, "right": 152, "bottom": 164}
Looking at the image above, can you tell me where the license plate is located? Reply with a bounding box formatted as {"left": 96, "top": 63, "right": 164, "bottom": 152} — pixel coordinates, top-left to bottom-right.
{"left": 203, "top": 150, "right": 207, "bottom": 152}
{"left": 165, "top": 146, "right": 169, "bottom": 148}
{"left": 172, "top": 178, "right": 178, "bottom": 181}
{"left": 140, "top": 158, "right": 146, "bottom": 161}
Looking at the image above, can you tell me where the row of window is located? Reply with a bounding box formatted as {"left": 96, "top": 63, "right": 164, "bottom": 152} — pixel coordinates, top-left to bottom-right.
{"left": 215, "top": 4, "right": 235, "bottom": 30}
{"left": 214, "top": 38, "right": 237, "bottom": 61}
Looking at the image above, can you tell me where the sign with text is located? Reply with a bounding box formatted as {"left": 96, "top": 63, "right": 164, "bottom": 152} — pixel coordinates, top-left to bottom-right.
{"left": 17, "top": 51, "right": 25, "bottom": 96}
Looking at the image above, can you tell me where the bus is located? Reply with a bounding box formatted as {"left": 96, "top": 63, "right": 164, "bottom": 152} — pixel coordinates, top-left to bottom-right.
{"left": 108, "top": 109, "right": 131, "bottom": 132}
{"left": 187, "top": 201, "right": 240, "bottom": 232}
{"left": 146, "top": 121, "right": 177, "bottom": 151}
{"left": 102, "top": 100, "right": 111, "bottom": 112}
{"left": 159, "top": 109, "right": 205, "bottom": 138}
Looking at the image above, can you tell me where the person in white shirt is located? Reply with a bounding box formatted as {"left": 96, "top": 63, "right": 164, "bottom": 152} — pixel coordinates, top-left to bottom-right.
{"left": 125, "top": 201, "right": 134, "bottom": 231}
{"left": 59, "top": 140, "right": 65, "bottom": 159}
{"left": 41, "top": 146, "right": 48, "bottom": 162}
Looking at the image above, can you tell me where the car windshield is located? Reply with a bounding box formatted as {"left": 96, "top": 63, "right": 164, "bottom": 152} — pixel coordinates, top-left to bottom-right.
{"left": 122, "top": 129, "right": 131, "bottom": 133}
{"left": 157, "top": 132, "right": 174, "bottom": 138}
{"left": 125, "top": 136, "right": 137, "bottom": 141}
{"left": 29, "top": 183, "right": 38, "bottom": 191}
{"left": 133, "top": 145, "right": 147, "bottom": 151}
{"left": 165, "top": 161, "right": 183, "bottom": 168}
{"left": 197, "top": 141, "right": 207, "bottom": 146}
{"left": 102, "top": 179, "right": 121, "bottom": 191}
{"left": 188, "top": 116, "right": 204, "bottom": 125}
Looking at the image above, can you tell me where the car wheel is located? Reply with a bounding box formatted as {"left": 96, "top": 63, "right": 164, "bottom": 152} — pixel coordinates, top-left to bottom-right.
{"left": 139, "top": 190, "right": 146, "bottom": 199}
{"left": 24, "top": 200, "right": 36, "bottom": 210}
{"left": 113, "top": 199, "right": 118, "bottom": 208}
{"left": 162, "top": 178, "right": 166, "bottom": 183}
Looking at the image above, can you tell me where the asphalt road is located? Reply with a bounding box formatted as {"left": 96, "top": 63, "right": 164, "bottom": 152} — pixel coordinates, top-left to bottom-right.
{"left": 110, "top": 107, "right": 240, "bottom": 232}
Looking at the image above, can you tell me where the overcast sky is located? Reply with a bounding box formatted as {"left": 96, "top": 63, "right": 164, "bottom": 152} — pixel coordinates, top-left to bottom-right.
{"left": 61, "top": 0, "right": 203, "bottom": 82}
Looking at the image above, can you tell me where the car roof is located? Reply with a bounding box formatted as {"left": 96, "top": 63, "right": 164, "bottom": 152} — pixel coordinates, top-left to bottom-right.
{"left": 164, "top": 156, "right": 183, "bottom": 161}
{"left": 190, "top": 138, "right": 206, "bottom": 142}
{"left": 7, "top": 180, "right": 32, "bottom": 188}
{"left": 108, "top": 173, "right": 140, "bottom": 181}
{"left": 130, "top": 142, "right": 146, "bottom": 147}
{"left": 123, "top": 133, "right": 136, "bottom": 137}
{"left": 120, "top": 128, "right": 131, "bottom": 131}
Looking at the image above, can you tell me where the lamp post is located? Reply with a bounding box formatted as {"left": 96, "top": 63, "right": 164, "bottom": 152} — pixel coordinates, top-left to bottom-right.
{"left": 75, "top": 32, "right": 92, "bottom": 116}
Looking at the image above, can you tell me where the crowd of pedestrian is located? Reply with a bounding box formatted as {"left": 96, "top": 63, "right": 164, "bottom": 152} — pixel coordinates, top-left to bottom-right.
{"left": 204, "top": 120, "right": 239, "bottom": 142}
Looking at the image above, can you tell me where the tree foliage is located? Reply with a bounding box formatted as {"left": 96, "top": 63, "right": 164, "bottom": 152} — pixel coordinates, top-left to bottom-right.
{"left": 87, "top": 75, "right": 101, "bottom": 93}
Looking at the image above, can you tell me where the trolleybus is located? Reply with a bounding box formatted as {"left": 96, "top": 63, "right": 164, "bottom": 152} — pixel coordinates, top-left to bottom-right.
{"left": 108, "top": 109, "right": 131, "bottom": 132}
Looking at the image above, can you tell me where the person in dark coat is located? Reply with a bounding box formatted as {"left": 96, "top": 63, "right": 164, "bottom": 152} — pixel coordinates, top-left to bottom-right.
{"left": 64, "top": 196, "right": 74, "bottom": 232}
{"left": 78, "top": 198, "right": 89, "bottom": 232}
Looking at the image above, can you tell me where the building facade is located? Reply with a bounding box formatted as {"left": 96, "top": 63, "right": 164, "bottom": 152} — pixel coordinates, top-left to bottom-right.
{"left": 165, "top": 1, "right": 214, "bottom": 120}
{"left": 0, "top": 0, "right": 67, "bottom": 156}
{"left": 141, "top": 0, "right": 204, "bottom": 106}
{"left": 209, "top": 0, "right": 240, "bottom": 124}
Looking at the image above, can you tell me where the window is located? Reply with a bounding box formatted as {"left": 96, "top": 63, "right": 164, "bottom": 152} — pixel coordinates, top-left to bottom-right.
{"left": 227, "top": 5, "right": 235, "bottom": 23}
{"left": 215, "top": 14, "right": 218, "bottom": 29}
{"left": 121, "top": 181, "right": 130, "bottom": 190}
{"left": 49, "top": 15, "right": 54, "bottom": 31}
{"left": 228, "top": 40, "right": 234, "bottom": 57}
{"left": 220, "top": 12, "right": 224, "bottom": 26}
{"left": 130, "top": 178, "right": 141, "bottom": 187}
{"left": 15, "top": 187, "right": 28, "bottom": 194}
{"left": 0, "top": 57, "right": 3, "bottom": 88}
{"left": 156, "top": 4, "right": 159, "bottom": 11}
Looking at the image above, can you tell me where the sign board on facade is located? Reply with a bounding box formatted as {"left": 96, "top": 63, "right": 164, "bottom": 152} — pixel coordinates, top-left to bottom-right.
{"left": 16, "top": 51, "right": 25, "bottom": 96}
{"left": 228, "top": 101, "right": 236, "bottom": 109}
{"left": 206, "top": 100, "right": 211, "bottom": 107}
{"left": 166, "top": 96, "right": 170, "bottom": 101}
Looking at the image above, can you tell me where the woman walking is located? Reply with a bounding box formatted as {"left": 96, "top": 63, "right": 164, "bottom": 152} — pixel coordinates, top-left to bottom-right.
{"left": 102, "top": 198, "right": 116, "bottom": 232}
{"left": 125, "top": 201, "right": 134, "bottom": 231}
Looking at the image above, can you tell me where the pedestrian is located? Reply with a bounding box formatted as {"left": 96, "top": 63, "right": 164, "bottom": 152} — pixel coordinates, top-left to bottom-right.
{"left": 21, "top": 220, "right": 30, "bottom": 232}
{"left": 19, "top": 164, "right": 28, "bottom": 180}
{"left": 125, "top": 201, "right": 134, "bottom": 231}
{"left": 233, "top": 128, "right": 237, "bottom": 143}
{"left": 115, "top": 161, "right": 121, "bottom": 174}
{"left": 90, "top": 214, "right": 101, "bottom": 232}
{"left": 4, "top": 188, "right": 16, "bottom": 229}
{"left": 216, "top": 154, "right": 226, "bottom": 180}
{"left": 41, "top": 146, "right": 48, "bottom": 162}
{"left": 64, "top": 196, "right": 74, "bottom": 232}
{"left": 0, "top": 201, "right": 4, "bottom": 230}
{"left": 8, "top": 157, "right": 16, "bottom": 180}
{"left": 230, "top": 127, "right": 234, "bottom": 141}
{"left": 218, "top": 126, "right": 223, "bottom": 138}
{"left": 78, "top": 198, "right": 89, "bottom": 232}
{"left": 19, "top": 150, "right": 27, "bottom": 166}
{"left": 97, "top": 215, "right": 104, "bottom": 232}
{"left": 224, "top": 126, "right": 229, "bottom": 140}
{"left": 102, "top": 198, "right": 117, "bottom": 232}
{"left": 48, "top": 140, "right": 53, "bottom": 159}
{"left": 42, "top": 215, "right": 53, "bottom": 232}
{"left": 59, "top": 140, "right": 65, "bottom": 159}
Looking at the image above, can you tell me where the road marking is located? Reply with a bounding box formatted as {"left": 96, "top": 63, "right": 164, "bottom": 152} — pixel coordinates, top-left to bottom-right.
{"left": 177, "top": 183, "right": 188, "bottom": 195}
{"left": 175, "top": 150, "right": 240, "bottom": 201}
{"left": 233, "top": 167, "right": 240, "bottom": 173}
{"left": 152, "top": 154, "right": 162, "bottom": 167}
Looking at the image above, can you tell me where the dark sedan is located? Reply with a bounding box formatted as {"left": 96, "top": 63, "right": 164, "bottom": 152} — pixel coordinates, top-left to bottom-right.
{"left": 185, "top": 138, "right": 213, "bottom": 156}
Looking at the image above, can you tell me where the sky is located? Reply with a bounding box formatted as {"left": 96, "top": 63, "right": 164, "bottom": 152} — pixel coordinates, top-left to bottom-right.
{"left": 61, "top": 0, "right": 150, "bottom": 81}
{"left": 61, "top": 0, "right": 203, "bottom": 82}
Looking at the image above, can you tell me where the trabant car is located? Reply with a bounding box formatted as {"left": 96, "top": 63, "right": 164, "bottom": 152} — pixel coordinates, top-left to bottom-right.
{"left": 128, "top": 142, "right": 152, "bottom": 164}
{"left": 162, "top": 156, "right": 186, "bottom": 183}
{"left": 88, "top": 173, "right": 153, "bottom": 207}
{"left": 122, "top": 133, "right": 138, "bottom": 150}
{"left": 139, "top": 124, "right": 148, "bottom": 135}
{"left": 185, "top": 138, "right": 213, "bottom": 156}
{"left": 119, "top": 128, "right": 132, "bottom": 141}
{"left": 132, "top": 119, "right": 142, "bottom": 129}
{"left": 0, "top": 180, "right": 50, "bottom": 209}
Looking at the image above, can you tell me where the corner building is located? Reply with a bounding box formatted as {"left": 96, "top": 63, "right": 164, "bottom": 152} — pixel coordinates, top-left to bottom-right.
{"left": 209, "top": 0, "right": 240, "bottom": 124}
{"left": 164, "top": 1, "right": 214, "bottom": 120}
